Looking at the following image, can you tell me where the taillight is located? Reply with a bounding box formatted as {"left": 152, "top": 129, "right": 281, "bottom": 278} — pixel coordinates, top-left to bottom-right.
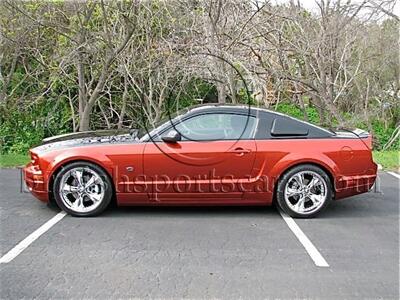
{"left": 365, "top": 134, "right": 373, "bottom": 150}
{"left": 359, "top": 134, "right": 373, "bottom": 150}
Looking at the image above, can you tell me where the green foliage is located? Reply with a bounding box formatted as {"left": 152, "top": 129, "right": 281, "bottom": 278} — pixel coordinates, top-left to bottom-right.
{"left": 0, "top": 153, "right": 30, "bottom": 168}
{"left": 274, "top": 102, "right": 320, "bottom": 124}
{"left": 370, "top": 121, "right": 399, "bottom": 150}
{"left": 0, "top": 99, "right": 72, "bottom": 154}
{"left": 166, "top": 78, "right": 217, "bottom": 112}
{"left": 237, "top": 88, "right": 256, "bottom": 105}
{"left": 373, "top": 151, "right": 399, "bottom": 170}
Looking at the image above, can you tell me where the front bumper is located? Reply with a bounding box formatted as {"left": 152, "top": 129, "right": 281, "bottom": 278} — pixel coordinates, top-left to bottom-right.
{"left": 24, "top": 163, "right": 49, "bottom": 202}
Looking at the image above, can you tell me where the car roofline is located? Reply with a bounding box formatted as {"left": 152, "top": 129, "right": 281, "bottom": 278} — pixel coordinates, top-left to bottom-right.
{"left": 185, "top": 104, "right": 333, "bottom": 135}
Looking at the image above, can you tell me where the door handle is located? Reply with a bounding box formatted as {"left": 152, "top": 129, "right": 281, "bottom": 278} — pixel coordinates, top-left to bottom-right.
{"left": 231, "top": 147, "right": 251, "bottom": 156}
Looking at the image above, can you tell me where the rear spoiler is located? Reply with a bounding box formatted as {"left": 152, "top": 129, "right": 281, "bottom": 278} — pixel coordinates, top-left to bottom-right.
{"left": 348, "top": 128, "right": 369, "bottom": 138}
{"left": 333, "top": 127, "right": 373, "bottom": 149}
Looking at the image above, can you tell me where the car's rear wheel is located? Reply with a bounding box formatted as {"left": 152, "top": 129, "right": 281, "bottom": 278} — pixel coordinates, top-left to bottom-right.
{"left": 276, "top": 164, "right": 332, "bottom": 218}
{"left": 53, "top": 162, "right": 113, "bottom": 217}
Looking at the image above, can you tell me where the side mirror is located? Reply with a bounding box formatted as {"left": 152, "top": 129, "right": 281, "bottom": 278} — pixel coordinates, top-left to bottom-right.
{"left": 161, "top": 130, "right": 181, "bottom": 143}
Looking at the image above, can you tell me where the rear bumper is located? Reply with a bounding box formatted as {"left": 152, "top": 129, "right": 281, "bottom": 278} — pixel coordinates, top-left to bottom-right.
{"left": 335, "top": 172, "right": 377, "bottom": 199}
{"left": 24, "top": 163, "right": 49, "bottom": 202}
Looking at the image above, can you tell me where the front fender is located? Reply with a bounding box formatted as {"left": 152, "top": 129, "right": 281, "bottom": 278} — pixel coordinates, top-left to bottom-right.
{"left": 45, "top": 149, "right": 114, "bottom": 190}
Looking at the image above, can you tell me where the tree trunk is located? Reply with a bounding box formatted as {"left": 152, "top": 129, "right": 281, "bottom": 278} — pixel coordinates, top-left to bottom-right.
{"left": 319, "top": 97, "right": 344, "bottom": 127}
{"left": 312, "top": 98, "right": 325, "bottom": 125}
{"left": 76, "top": 48, "right": 88, "bottom": 129}
{"left": 228, "top": 69, "right": 237, "bottom": 103}
{"left": 77, "top": 56, "right": 110, "bottom": 131}
{"left": 298, "top": 95, "right": 308, "bottom": 122}
{"left": 217, "top": 83, "right": 226, "bottom": 103}
{"left": 0, "top": 54, "right": 18, "bottom": 103}
{"left": 79, "top": 104, "right": 92, "bottom": 132}
{"left": 294, "top": 82, "right": 308, "bottom": 121}
{"left": 118, "top": 72, "right": 128, "bottom": 129}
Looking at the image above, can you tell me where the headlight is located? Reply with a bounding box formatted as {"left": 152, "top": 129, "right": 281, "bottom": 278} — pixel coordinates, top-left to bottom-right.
{"left": 30, "top": 151, "right": 40, "bottom": 166}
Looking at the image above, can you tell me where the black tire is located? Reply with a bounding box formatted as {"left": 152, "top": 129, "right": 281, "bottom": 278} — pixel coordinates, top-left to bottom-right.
{"left": 276, "top": 164, "right": 332, "bottom": 218}
{"left": 53, "top": 162, "right": 113, "bottom": 217}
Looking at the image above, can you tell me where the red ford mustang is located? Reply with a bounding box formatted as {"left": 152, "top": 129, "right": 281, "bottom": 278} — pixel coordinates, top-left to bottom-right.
{"left": 24, "top": 105, "right": 377, "bottom": 218}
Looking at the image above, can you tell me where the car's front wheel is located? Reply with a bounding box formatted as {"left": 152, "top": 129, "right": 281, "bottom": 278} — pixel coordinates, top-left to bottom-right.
{"left": 276, "top": 165, "right": 332, "bottom": 218}
{"left": 53, "top": 162, "right": 113, "bottom": 217}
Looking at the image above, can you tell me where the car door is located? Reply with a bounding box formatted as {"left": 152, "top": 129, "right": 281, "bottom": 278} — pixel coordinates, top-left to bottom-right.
{"left": 143, "top": 113, "right": 258, "bottom": 202}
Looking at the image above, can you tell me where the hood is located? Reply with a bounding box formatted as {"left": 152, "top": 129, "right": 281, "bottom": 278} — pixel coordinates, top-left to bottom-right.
{"left": 41, "top": 129, "right": 138, "bottom": 144}
{"left": 33, "top": 129, "right": 139, "bottom": 153}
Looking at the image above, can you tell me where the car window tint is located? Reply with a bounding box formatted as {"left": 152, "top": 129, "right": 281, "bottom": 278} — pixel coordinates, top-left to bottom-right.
{"left": 172, "top": 113, "right": 256, "bottom": 141}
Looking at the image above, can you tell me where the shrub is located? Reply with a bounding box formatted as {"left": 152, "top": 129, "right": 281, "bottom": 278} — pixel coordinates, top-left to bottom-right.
{"left": 0, "top": 99, "right": 72, "bottom": 154}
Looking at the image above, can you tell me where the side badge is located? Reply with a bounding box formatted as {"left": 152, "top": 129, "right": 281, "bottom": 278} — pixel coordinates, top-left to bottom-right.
{"left": 126, "top": 166, "right": 134, "bottom": 172}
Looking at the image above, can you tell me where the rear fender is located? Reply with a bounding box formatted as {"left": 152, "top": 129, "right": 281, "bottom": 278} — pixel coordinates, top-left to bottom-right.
{"left": 268, "top": 153, "right": 339, "bottom": 191}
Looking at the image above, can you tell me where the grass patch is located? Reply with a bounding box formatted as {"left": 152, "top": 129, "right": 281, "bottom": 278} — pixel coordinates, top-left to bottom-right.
{"left": 0, "top": 153, "right": 30, "bottom": 168}
{"left": 373, "top": 151, "right": 399, "bottom": 171}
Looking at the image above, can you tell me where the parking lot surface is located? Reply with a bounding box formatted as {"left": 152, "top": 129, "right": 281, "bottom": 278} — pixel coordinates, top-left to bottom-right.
{"left": 0, "top": 168, "right": 399, "bottom": 299}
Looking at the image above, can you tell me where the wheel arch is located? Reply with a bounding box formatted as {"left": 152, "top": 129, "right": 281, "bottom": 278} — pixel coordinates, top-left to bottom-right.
{"left": 47, "top": 158, "right": 116, "bottom": 205}
{"left": 272, "top": 160, "right": 337, "bottom": 204}
{"left": 278, "top": 161, "right": 335, "bottom": 188}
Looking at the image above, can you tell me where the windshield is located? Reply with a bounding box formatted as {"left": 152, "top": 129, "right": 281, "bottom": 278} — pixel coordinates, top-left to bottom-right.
{"left": 137, "top": 107, "right": 190, "bottom": 141}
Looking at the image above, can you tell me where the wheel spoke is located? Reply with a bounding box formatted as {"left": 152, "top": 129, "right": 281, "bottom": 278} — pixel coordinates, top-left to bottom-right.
{"left": 86, "top": 192, "right": 102, "bottom": 202}
{"left": 72, "top": 169, "right": 84, "bottom": 186}
{"left": 62, "top": 184, "right": 79, "bottom": 194}
{"left": 293, "top": 196, "right": 305, "bottom": 212}
{"left": 84, "top": 174, "right": 97, "bottom": 188}
{"left": 293, "top": 173, "right": 305, "bottom": 187}
{"left": 71, "top": 195, "right": 84, "bottom": 210}
{"left": 286, "top": 187, "right": 301, "bottom": 197}
{"left": 309, "top": 194, "right": 324, "bottom": 205}
{"left": 307, "top": 177, "right": 320, "bottom": 190}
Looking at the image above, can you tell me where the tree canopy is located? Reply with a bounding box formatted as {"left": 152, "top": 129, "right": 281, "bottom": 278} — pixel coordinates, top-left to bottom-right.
{"left": 0, "top": 0, "right": 398, "bottom": 152}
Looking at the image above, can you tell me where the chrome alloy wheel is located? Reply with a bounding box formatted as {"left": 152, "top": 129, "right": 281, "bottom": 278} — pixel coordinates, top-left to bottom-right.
{"left": 284, "top": 171, "right": 327, "bottom": 215}
{"left": 59, "top": 167, "right": 105, "bottom": 213}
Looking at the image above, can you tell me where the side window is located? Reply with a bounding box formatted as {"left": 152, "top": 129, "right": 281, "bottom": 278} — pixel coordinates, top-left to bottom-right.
{"left": 171, "top": 113, "right": 256, "bottom": 141}
{"left": 270, "top": 118, "right": 309, "bottom": 137}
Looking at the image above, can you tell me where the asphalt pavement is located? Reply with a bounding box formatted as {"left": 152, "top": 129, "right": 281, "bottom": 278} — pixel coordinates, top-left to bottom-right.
{"left": 0, "top": 168, "right": 398, "bottom": 299}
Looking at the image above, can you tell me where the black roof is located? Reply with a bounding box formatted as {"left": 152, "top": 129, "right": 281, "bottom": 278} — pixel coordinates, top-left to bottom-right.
{"left": 184, "top": 103, "right": 267, "bottom": 115}
{"left": 181, "top": 104, "right": 334, "bottom": 138}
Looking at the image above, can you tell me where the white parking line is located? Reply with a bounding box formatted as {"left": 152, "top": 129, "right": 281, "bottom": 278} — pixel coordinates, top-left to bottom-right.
{"left": 279, "top": 210, "right": 329, "bottom": 268}
{"left": 0, "top": 211, "right": 67, "bottom": 264}
{"left": 387, "top": 172, "right": 400, "bottom": 180}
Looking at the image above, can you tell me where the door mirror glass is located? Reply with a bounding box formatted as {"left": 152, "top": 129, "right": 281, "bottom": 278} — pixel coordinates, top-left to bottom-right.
{"left": 161, "top": 130, "right": 181, "bottom": 143}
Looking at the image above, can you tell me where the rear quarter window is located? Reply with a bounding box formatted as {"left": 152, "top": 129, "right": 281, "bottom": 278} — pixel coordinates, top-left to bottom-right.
{"left": 255, "top": 112, "right": 333, "bottom": 139}
{"left": 271, "top": 118, "right": 309, "bottom": 137}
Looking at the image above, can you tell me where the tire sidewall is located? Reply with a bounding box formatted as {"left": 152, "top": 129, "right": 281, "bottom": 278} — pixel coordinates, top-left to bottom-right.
{"left": 276, "top": 164, "right": 332, "bottom": 218}
{"left": 53, "top": 162, "right": 113, "bottom": 217}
